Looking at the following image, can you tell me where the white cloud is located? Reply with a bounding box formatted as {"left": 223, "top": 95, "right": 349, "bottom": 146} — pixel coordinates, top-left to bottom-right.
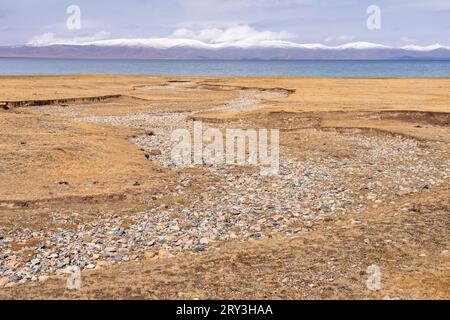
{"left": 28, "top": 31, "right": 110, "bottom": 46}
{"left": 170, "top": 25, "right": 295, "bottom": 45}
{"left": 324, "top": 34, "right": 355, "bottom": 44}
{"left": 401, "top": 36, "right": 416, "bottom": 44}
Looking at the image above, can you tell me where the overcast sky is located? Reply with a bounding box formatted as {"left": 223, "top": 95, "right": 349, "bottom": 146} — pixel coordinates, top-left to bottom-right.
{"left": 0, "top": 0, "right": 449, "bottom": 46}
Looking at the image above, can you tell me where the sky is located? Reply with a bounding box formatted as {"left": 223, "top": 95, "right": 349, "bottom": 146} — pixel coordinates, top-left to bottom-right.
{"left": 0, "top": 0, "right": 449, "bottom": 47}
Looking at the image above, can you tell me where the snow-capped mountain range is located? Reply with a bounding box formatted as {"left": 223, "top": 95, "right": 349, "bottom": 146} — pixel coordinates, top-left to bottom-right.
{"left": 1, "top": 38, "right": 449, "bottom": 60}
{"left": 26, "top": 36, "right": 450, "bottom": 51}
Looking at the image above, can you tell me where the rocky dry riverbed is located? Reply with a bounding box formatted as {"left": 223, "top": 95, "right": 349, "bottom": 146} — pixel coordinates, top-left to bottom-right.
{"left": 0, "top": 85, "right": 449, "bottom": 290}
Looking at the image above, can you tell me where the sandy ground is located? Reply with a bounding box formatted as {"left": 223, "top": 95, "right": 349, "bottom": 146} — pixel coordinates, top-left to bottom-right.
{"left": 0, "top": 75, "right": 448, "bottom": 299}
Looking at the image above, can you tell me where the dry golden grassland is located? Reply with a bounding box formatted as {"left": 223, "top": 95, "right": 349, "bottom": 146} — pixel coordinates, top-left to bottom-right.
{"left": 0, "top": 75, "right": 448, "bottom": 299}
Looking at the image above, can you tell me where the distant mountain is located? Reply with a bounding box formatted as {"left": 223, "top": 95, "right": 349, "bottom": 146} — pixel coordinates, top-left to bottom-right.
{"left": 1, "top": 41, "right": 450, "bottom": 60}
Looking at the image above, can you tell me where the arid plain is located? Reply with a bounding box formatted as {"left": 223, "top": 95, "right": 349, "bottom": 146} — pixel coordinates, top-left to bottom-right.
{"left": 0, "top": 75, "right": 449, "bottom": 299}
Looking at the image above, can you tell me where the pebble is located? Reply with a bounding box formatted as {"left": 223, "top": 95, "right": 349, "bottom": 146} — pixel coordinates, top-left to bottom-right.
{"left": 0, "top": 277, "right": 9, "bottom": 288}
{"left": 193, "top": 246, "right": 205, "bottom": 253}
{"left": 30, "top": 258, "right": 40, "bottom": 266}
{"left": 4, "top": 282, "right": 18, "bottom": 288}
{"left": 145, "top": 251, "right": 157, "bottom": 259}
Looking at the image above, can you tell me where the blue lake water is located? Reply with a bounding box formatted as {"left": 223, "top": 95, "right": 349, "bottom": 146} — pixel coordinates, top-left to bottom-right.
{"left": 1, "top": 58, "right": 450, "bottom": 77}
